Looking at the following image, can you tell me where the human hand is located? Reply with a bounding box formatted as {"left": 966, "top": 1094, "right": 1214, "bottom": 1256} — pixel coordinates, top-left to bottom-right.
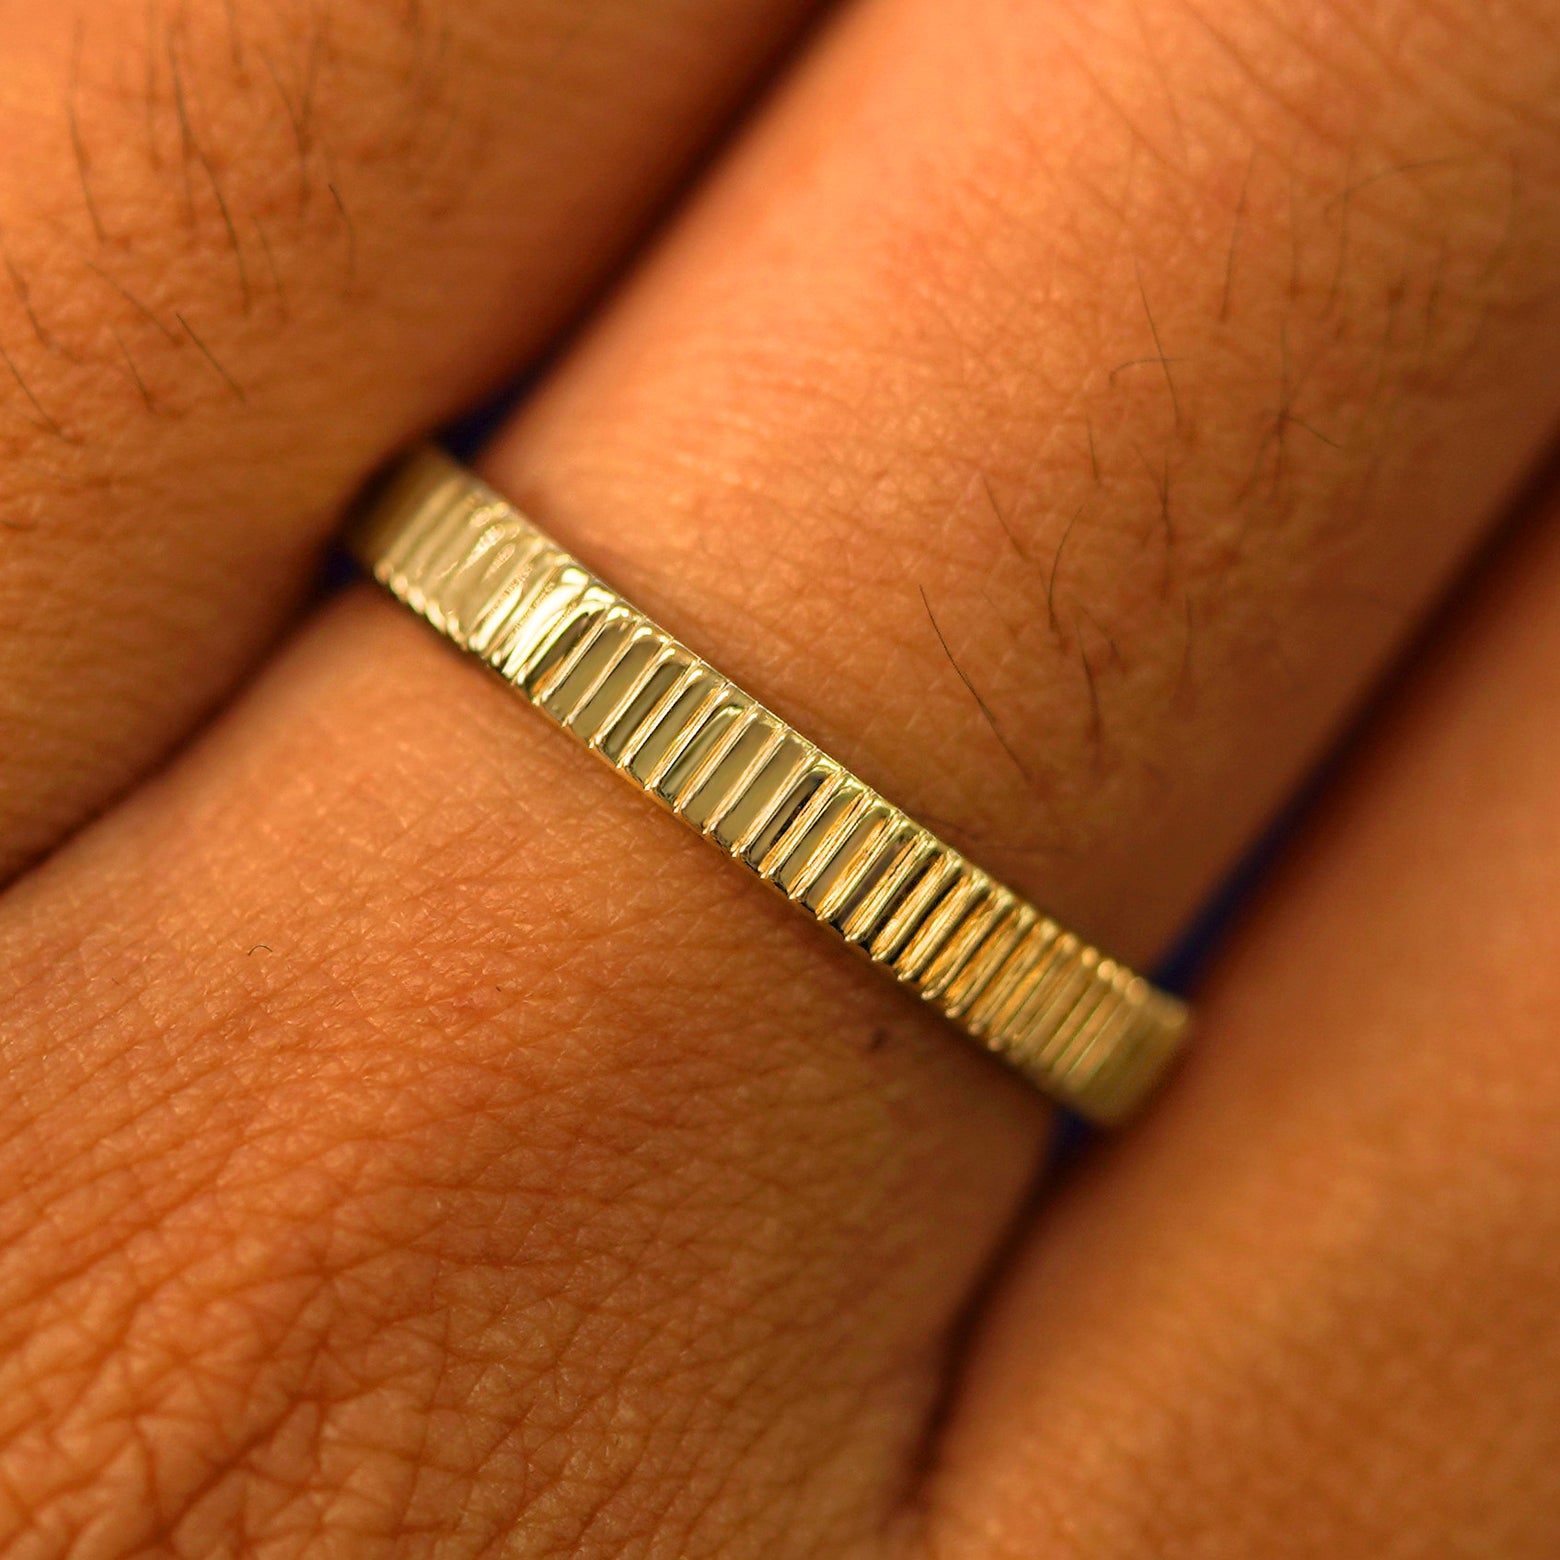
{"left": 2, "top": 0, "right": 1559, "bottom": 1553}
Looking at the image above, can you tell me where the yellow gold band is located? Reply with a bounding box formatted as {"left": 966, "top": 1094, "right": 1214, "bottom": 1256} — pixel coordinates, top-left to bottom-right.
{"left": 352, "top": 447, "right": 1190, "bottom": 1124}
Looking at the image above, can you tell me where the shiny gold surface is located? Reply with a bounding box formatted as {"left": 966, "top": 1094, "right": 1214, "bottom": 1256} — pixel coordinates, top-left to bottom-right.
{"left": 352, "top": 447, "right": 1190, "bottom": 1124}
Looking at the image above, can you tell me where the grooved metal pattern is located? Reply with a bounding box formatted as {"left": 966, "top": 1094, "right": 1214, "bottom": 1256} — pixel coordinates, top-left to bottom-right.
{"left": 353, "top": 447, "right": 1190, "bottom": 1124}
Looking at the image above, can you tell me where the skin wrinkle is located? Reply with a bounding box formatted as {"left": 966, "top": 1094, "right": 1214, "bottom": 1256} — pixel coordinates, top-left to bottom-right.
{"left": 0, "top": 1248, "right": 310, "bottom": 1541}
{"left": 0, "top": 633, "right": 1010, "bottom": 1547}
{"left": 44, "top": 1073, "right": 574, "bottom": 1547}
{"left": 9, "top": 514, "right": 998, "bottom": 1547}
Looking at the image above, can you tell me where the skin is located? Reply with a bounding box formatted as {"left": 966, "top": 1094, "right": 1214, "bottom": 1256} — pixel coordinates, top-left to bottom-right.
{"left": 0, "top": 0, "right": 822, "bottom": 878}
{"left": 0, "top": 0, "right": 1556, "bottom": 1553}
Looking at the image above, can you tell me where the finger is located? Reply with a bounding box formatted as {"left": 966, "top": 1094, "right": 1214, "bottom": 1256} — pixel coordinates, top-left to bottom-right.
{"left": 486, "top": 0, "right": 1560, "bottom": 963}
{"left": 0, "top": 599, "right": 1043, "bottom": 1555}
{"left": 0, "top": 0, "right": 820, "bottom": 879}
{"left": 3, "top": 0, "right": 1560, "bottom": 1552}
{"left": 925, "top": 479, "right": 1560, "bottom": 1558}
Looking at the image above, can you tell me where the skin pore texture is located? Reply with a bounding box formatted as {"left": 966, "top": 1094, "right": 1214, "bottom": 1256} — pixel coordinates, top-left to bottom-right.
{"left": 0, "top": 0, "right": 1556, "bottom": 1555}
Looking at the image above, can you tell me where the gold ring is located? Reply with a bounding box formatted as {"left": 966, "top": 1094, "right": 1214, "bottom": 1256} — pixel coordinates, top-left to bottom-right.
{"left": 352, "top": 447, "right": 1190, "bottom": 1124}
